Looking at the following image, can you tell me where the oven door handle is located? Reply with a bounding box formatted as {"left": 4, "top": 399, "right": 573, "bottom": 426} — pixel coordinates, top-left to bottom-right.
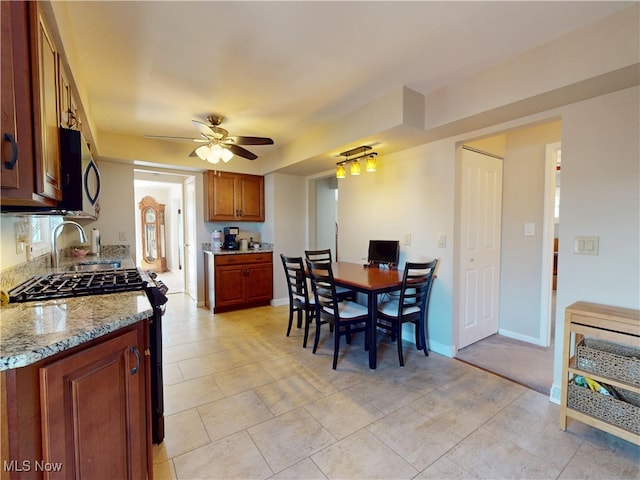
{"left": 130, "top": 346, "right": 141, "bottom": 375}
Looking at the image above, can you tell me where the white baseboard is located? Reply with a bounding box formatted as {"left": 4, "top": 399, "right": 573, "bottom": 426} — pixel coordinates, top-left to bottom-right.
{"left": 549, "top": 383, "right": 562, "bottom": 404}
{"left": 428, "top": 340, "right": 456, "bottom": 358}
{"left": 271, "top": 297, "right": 289, "bottom": 307}
{"left": 498, "top": 328, "right": 544, "bottom": 346}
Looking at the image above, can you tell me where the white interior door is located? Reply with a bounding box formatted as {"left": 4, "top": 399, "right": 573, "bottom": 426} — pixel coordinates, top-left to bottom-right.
{"left": 458, "top": 147, "right": 503, "bottom": 349}
{"left": 184, "top": 177, "right": 197, "bottom": 301}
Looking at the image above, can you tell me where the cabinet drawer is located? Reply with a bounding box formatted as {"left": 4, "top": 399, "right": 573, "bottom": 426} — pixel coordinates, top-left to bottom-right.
{"left": 214, "top": 252, "right": 272, "bottom": 266}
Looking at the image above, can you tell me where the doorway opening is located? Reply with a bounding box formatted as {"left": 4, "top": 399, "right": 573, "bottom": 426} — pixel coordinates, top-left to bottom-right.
{"left": 454, "top": 121, "right": 561, "bottom": 395}
{"left": 134, "top": 170, "right": 195, "bottom": 296}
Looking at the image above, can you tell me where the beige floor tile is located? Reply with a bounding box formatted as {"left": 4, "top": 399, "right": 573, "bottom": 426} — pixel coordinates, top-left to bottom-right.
{"left": 163, "top": 362, "right": 185, "bottom": 385}
{"left": 152, "top": 295, "right": 640, "bottom": 480}
{"left": 198, "top": 390, "right": 274, "bottom": 443}
{"left": 269, "top": 458, "right": 327, "bottom": 480}
{"left": 164, "top": 375, "right": 224, "bottom": 415}
{"left": 304, "top": 389, "right": 384, "bottom": 440}
{"left": 213, "top": 361, "right": 275, "bottom": 395}
{"left": 445, "top": 428, "right": 562, "bottom": 479}
{"left": 413, "top": 456, "right": 478, "bottom": 479}
{"left": 311, "top": 428, "right": 418, "bottom": 479}
{"left": 367, "top": 404, "right": 462, "bottom": 471}
{"left": 482, "top": 391, "right": 583, "bottom": 469}
{"left": 248, "top": 408, "right": 335, "bottom": 473}
{"left": 161, "top": 408, "right": 210, "bottom": 459}
{"left": 152, "top": 459, "right": 176, "bottom": 480}
{"left": 412, "top": 387, "right": 496, "bottom": 438}
{"left": 178, "top": 350, "right": 237, "bottom": 380}
{"left": 163, "top": 342, "right": 200, "bottom": 364}
{"left": 254, "top": 375, "right": 323, "bottom": 415}
{"left": 173, "top": 431, "right": 273, "bottom": 480}
{"left": 347, "top": 375, "right": 424, "bottom": 414}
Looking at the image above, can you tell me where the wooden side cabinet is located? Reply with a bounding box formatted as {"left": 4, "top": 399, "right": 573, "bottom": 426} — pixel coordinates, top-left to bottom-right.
{"left": 204, "top": 171, "right": 265, "bottom": 222}
{"left": 214, "top": 252, "right": 273, "bottom": 313}
{"left": 1, "top": 321, "right": 151, "bottom": 480}
{"left": 559, "top": 301, "right": 640, "bottom": 445}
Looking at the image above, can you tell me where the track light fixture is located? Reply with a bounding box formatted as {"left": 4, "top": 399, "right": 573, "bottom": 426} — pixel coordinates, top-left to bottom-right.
{"left": 335, "top": 145, "right": 378, "bottom": 178}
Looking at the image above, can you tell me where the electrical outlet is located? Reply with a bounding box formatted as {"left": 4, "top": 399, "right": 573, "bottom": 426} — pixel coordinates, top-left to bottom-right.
{"left": 119, "top": 231, "right": 127, "bottom": 241}
{"left": 403, "top": 232, "right": 411, "bottom": 245}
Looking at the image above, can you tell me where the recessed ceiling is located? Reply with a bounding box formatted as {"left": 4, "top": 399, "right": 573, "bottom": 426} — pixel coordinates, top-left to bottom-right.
{"left": 53, "top": 1, "right": 634, "bottom": 173}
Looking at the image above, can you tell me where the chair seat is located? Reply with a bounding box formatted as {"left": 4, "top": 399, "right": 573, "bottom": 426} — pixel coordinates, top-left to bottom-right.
{"left": 322, "top": 300, "right": 368, "bottom": 319}
{"left": 335, "top": 285, "right": 352, "bottom": 295}
{"left": 293, "top": 293, "right": 315, "bottom": 305}
{"left": 378, "top": 300, "right": 420, "bottom": 317}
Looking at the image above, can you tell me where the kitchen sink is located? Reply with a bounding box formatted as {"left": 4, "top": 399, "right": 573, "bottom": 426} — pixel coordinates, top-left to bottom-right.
{"left": 67, "top": 261, "right": 122, "bottom": 272}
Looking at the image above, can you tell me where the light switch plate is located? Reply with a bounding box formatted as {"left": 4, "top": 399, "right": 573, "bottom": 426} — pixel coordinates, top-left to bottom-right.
{"left": 524, "top": 223, "right": 535, "bottom": 236}
{"left": 403, "top": 232, "right": 411, "bottom": 245}
{"left": 438, "top": 234, "right": 446, "bottom": 248}
{"left": 574, "top": 236, "right": 599, "bottom": 255}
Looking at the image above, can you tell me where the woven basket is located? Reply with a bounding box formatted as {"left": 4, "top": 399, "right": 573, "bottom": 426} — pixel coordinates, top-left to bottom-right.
{"left": 576, "top": 338, "right": 640, "bottom": 386}
{"left": 568, "top": 383, "right": 640, "bottom": 435}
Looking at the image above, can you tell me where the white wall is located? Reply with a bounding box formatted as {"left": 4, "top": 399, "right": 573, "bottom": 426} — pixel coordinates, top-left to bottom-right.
{"left": 337, "top": 140, "right": 455, "bottom": 352}
{"left": 268, "top": 172, "right": 307, "bottom": 303}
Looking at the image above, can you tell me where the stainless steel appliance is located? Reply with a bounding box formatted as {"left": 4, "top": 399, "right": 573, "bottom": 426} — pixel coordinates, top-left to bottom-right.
{"left": 59, "top": 127, "right": 101, "bottom": 219}
{"left": 223, "top": 226, "right": 240, "bottom": 250}
{"left": 8, "top": 268, "right": 168, "bottom": 444}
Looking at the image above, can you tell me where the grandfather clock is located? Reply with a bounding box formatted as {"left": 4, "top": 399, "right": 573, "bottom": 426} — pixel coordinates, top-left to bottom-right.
{"left": 139, "top": 195, "right": 167, "bottom": 272}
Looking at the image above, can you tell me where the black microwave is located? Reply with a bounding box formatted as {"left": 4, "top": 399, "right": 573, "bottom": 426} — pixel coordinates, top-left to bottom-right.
{"left": 59, "top": 128, "right": 101, "bottom": 219}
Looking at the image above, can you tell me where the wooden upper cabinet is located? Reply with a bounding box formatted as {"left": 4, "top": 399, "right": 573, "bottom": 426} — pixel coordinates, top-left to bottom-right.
{"left": 31, "top": 3, "right": 62, "bottom": 201}
{"left": 0, "top": 1, "right": 57, "bottom": 207}
{"left": 204, "top": 171, "right": 265, "bottom": 222}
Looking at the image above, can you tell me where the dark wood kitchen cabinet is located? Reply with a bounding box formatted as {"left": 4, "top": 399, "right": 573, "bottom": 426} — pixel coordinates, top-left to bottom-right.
{"left": 0, "top": 1, "right": 57, "bottom": 208}
{"left": 214, "top": 252, "right": 273, "bottom": 312}
{"left": 31, "top": 2, "right": 62, "bottom": 202}
{"left": 204, "top": 171, "right": 265, "bottom": 222}
{"left": 0, "top": 321, "right": 150, "bottom": 480}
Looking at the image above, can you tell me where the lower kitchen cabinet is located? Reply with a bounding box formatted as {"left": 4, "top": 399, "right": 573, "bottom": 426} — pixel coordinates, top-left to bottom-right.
{"left": 213, "top": 252, "right": 273, "bottom": 313}
{"left": 0, "top": 321, "right": 150, "bottom": 480}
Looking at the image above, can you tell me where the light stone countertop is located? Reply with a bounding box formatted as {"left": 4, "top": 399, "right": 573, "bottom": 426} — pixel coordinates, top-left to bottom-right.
{"left": 0, "top": 254, "right": 153, "bottom": 371}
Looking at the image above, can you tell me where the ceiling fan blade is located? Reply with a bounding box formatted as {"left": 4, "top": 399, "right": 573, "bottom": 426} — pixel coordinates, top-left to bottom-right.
{"left": 145, "top": 134, "right": 207, "bottom": 143}
{"left": 227, "top": 144, "right": 258, "bottom": 160}
{"left": 228, "top": 136, "right": 274, "bottom": 146}
{"left": 192, "top": 120, "right": 216, "bottom": 138}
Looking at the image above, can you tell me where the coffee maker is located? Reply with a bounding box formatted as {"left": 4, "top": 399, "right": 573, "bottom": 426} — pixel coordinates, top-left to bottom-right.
{"left": 223, "top": 227, "right": 240, "bottom": 250}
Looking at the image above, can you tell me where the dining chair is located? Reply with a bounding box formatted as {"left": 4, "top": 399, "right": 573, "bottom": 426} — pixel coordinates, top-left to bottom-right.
{"left": 280, "top": 254, "right": 316, "bottom": 347}
{"left": 376, "top": 259, "right": 438, "bottom": 366}
{"left": 304, "top": 249, "right": 355, "bottom": 301}
{"left": 306, "top": 259, "right": 370, "bottom": 369}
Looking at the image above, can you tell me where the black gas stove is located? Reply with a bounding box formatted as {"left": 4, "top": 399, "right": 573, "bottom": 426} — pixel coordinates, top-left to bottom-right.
{"left": 8, "top": 268, "right": 148, "bottom": 303}
{"left": 8, "top": 267, "right": 168, "bottom": 444}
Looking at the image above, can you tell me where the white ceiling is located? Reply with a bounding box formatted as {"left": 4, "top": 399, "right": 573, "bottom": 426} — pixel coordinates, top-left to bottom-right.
{"left": 54, "top": 1, "right": 633, "bottom": 173}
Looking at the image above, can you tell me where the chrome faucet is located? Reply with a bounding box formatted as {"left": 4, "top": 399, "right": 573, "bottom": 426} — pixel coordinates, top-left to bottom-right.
{"left": 51, "top": 221, "right": 88, "bottom": 268}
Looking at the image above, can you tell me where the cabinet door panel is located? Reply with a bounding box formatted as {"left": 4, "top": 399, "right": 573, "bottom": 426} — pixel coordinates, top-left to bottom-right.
{"left": 40, "top": 329, "right": 145, "bottom": 480}
{"left": 247, "top": 263, "right": 273, "bottom": 301}
{"left": 32, "top": 6, "right": 62, "bottom": 201}
{"left": 206, "top": 172, "right": 237, "bottom": 221}
{"left": 238, "top": 175, "right": 264, "bottom": 221}
{"left": 1, "top": 1, "right": 19, "bottom": 189}
{"left": 215, "top": 266, "right": 246, "bottom": 307}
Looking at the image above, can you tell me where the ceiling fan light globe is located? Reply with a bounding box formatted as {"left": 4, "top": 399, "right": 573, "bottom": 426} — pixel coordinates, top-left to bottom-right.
{"left": 221, "top": 148, "right": 234, "bottom": 162}
{"left": 195, "top": 144, "right": 210, "bottom": 161}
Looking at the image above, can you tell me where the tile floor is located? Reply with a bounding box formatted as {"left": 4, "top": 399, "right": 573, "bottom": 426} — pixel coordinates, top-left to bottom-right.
{"left": 152, "top": 294, "right": 639, "bottom": 479}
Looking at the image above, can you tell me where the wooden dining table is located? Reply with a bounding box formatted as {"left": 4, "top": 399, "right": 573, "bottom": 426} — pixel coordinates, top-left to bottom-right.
{"left": 330, "top": 262, "right": 403, "bottom": 369}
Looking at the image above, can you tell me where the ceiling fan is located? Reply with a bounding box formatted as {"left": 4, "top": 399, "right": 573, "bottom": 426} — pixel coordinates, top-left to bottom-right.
{"left": 145, "top": 114, "right": 274, "bottom": 163}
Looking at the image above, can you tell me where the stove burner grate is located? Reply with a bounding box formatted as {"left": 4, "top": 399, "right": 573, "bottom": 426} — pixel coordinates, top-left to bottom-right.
{"left": 8, "top": 268, "right": 148, "bottom": 303}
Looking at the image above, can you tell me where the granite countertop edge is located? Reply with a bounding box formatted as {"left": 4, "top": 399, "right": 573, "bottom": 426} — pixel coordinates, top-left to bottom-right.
{"left": 0, "top": 299, "right": 152, "bottom": 371}
{"left": 202, "top": 249, "right": 274, "bottom": 255}
{"left": 0, "top": 254, "right": 152, "bottom": 372}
